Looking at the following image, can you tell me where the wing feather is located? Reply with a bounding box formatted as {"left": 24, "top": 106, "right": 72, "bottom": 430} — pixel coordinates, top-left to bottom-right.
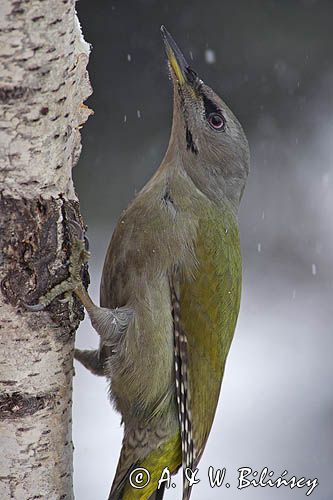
{"left": 169, "top": 272, "right": 195, "bottom": 500}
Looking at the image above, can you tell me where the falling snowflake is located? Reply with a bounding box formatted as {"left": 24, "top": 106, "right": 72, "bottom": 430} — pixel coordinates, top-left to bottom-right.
{"left": 205, "top": 49, "right": 216, "bottom": 64}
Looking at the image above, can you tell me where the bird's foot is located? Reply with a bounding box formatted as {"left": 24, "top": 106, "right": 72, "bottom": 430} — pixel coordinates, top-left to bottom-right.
{"left": 24, "top": 221, "right": 90, "bottom": 311}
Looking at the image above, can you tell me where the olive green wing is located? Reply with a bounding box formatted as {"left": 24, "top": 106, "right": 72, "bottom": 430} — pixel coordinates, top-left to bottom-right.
{"left": 178, "top": 208, "right": 242, "bottom": 465}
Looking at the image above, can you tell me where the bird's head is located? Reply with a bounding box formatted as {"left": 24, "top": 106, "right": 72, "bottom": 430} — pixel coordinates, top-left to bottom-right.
{"left": 161, "top": 26, "right": 250, "bottom": 210}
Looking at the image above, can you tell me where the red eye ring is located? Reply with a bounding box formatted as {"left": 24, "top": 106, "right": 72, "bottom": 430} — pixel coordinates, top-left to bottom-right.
{"left": 208, "top": 113, "right": 225, "bottom": 131}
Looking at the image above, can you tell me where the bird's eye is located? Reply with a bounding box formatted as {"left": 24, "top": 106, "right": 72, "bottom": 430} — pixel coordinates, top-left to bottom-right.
{"left": 208, "top": 113, "right": 225, "bottom": 131}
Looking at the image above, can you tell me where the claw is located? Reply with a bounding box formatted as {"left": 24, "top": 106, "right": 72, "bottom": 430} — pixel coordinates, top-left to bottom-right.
{"left": 67, "top": 219, "right": 89, "bottom": 251}
{"left": 67, "top": 219, "right": 85, "bottom": 242}
{"left": 23, "top": 301, "right": 46, "bottom": 312}
{"left": 23, "top": 220, "right": 90, "bottom": 312}
{"left": 58, "top": 296, "right": 71, "bottom": 304}
{"left": 84, "top": 234, "right": 90, "bottom": 252}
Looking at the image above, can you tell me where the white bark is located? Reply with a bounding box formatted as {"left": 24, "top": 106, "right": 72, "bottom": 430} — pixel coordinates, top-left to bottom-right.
{"left": 0, "top": 1, "right": 92, "bottom": 498}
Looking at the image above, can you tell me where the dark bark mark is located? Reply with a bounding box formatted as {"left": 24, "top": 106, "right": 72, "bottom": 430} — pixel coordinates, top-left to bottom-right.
{"left": 0, "top": 391, "right": 56, "bottom": 420}
{"left": 49, "top": 18, "right": 62, "bottom": 26}
{"left": 0, "top": 194, "right": 88, "bottom": 329}
{"left": 0, "top": 85, "right": 31, "bottom": 103}
{"left": 32, "top": 15, "right": 45, "bottom": 22}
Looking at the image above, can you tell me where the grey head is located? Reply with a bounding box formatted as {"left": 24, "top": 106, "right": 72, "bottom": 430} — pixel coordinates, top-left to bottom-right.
{"left": 161, "top": 26, "right": 250, "bottom": 211}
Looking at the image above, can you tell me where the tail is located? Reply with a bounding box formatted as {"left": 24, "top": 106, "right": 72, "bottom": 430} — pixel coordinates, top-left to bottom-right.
{"left": 109, "top": 479, "right": 165, "bottom": 500}
{"left": 108, "top": 429, "right": 181, "bottom": 500}
{"left": 148, "top": 484, "right": 166, "bottom": 500}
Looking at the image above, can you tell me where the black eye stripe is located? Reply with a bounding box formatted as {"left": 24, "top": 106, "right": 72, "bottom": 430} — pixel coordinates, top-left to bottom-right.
{"left": 202, "top": 94, "right": 221, "bottom": 118}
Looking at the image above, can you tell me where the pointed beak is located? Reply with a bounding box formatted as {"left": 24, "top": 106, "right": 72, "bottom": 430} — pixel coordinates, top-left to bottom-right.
{"left": 161, "top": 25, "right": 198, "bottom": 88}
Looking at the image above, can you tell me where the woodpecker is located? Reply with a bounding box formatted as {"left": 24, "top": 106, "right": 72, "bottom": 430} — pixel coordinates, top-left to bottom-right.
{"left": 29, "top": 26, "right": 250, "bottom": 500}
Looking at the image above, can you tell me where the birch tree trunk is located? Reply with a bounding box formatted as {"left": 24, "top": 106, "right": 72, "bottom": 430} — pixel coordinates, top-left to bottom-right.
{"left": 0, "top": 1, "right": 92, "bottom": 498}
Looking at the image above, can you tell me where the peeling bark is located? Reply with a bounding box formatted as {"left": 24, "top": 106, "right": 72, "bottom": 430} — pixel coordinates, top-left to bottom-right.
{"left": 0, "top": 1, "right": 92, "bottom": 498}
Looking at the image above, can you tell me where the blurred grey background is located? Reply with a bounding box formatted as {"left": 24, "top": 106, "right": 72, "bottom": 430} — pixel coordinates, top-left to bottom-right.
{"left": 72, "top": 1, "right": 333, "bottom": 498}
